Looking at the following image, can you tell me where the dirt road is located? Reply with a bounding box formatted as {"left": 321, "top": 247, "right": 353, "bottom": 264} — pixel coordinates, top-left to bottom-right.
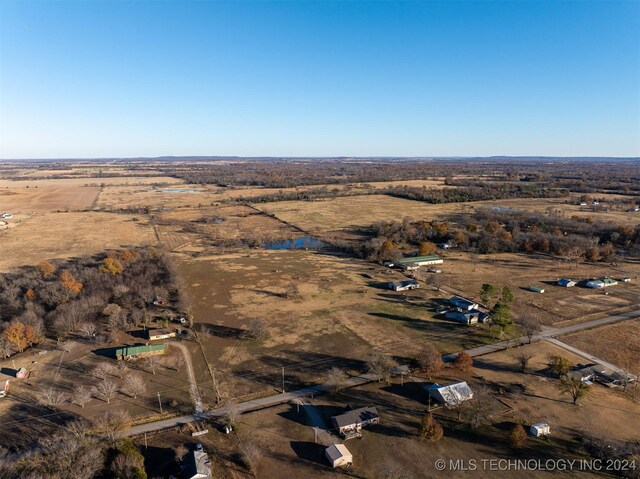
{"left": 167, "top": 342, "right": 203, "bottom": 413}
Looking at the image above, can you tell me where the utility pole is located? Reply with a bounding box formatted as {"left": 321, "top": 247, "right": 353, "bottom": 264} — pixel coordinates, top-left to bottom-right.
{"left": 144, "top": 433, "right": 147, "bottom": 449}
{"left": 314, "top": 426, "right": 318, "bottom": 443}
{"left": 281, "top": 367, "right": 285, "bottom": 393}
{"left": 157, "top": 392, "right": 163, "bottom": 414}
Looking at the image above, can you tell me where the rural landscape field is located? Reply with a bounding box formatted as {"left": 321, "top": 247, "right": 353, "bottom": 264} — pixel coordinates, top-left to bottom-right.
{"left": 2, "top": 0, "right": 639, "bottom": 477}
{"left": 0, "top": 158, "right": 639, "bottom": 478}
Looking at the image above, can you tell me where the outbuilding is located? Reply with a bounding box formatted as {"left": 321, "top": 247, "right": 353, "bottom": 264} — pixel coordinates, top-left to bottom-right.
{"left": 528, "top": 285, "right": 545, "bottom": 294}
{"left": 145, "top": 328, "right": 176, "bottom": 341}
{"left": 557, "top": 278, "right": 576, "bottom": 287}
{"left": 427, "top": 381, "right": 474, "bottom": 406}
{"left": 530, "top": 423, "right": 551, "bottom": 437}
{"left": 184, "top": 450, "right": 211, "bottom": 479}
{"left": 115, "top": 344, "right": 165, "bottom": 360}
{"left": 388, "top": 280, "right": 420, "bottom": 292}
{"left": 325, "top": 444, "right": 353, "bottom": 468}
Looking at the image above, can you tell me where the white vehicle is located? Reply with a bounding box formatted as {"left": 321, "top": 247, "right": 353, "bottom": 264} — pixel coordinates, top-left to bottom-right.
{"left": 1, "top": 213, "right": 12, "bottom": 219}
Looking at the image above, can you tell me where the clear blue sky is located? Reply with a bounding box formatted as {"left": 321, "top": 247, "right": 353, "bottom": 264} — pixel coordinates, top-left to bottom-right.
{"left": 1, "top": 0, "right": 639, "bottom": 159}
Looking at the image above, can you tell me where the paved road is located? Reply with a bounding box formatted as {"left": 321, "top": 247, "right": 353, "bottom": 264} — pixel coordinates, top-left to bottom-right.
{"left": 125, "top": 374, "right": 378, "bottom": 437}
{"left": 168, "top": 342, "right": 203, "bottom": 413}
{"left": 545, "top": 337, "right": 629, "bottom": 375}
{"left": 127, "top": 309, "right": 640, "bottom": 437}
{"left": 443, "top": 309, "right": 640, "bottom": 361}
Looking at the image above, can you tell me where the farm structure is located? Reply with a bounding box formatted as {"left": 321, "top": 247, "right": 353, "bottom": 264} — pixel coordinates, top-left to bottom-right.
{"left": 557, "top": 278, "right": 576, "bottom": 287}
{"left": 448, "top": 295, "right": 479, "bottom": 311}
{"left": 444, "top": 310, "right": 489, "bottom": 325}
{"left": 114, "top": 344, "right": 165, "bottom": 360}
{"left": 331, "top": 406, "right": 380, "bottom": 439}
{"left": 387, "top": 280, "right": 419, "bottom": 292}
{"left": 567, "top": 364, "right": 636, "bottom": 389}
{"left": 586, "top": 277, "right": 618, "bottom": 289}
{"left": 530, "top": 423, "right": 551, "bottom": 437}
{"left": 184, "top": 450, "right": 212, "bottom": 479}
{"left": 325, "top": 444, "right": 353, "bottom": 468}
{"left": 397, "top": 255, "right": 443, "bottom": 270}
{"left": 528, "top": 285, "right": 545, "bottom": 293}
{"left": 427, "top": 381, "right": 474, "bottom": 406}
{"left": 145, "top": 328, "right": 176, "bottom": 341}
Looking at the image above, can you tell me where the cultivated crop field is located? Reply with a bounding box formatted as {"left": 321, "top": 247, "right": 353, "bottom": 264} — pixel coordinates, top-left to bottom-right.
{"left": 0, "top": 186, "right": 100, "bottom": 213}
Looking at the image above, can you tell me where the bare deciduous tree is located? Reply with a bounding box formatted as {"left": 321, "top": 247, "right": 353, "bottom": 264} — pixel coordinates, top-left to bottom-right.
{"left": 79, "top": 322, "right": 97, "bottom": 340}
{"left": 324, "top": 367, "right": 348, "bottom": 393}
{"left": 164, "top": 353, "right": 186, "bottom": 372}
{"left": 245, "top": 318, "right": 269, "bottom": 341}
{"left": 518, "top": 314, "right": 541, "bottom": 343}
{"left": 122, "top": 373, "right": 147, "bottom": 399}
{"left": 416, "top": 343, "right": 444, "bottom": 379}
{"left": 72, "top": 386, "right": 92, "bottom": 408}
{"left": 515, "top": 352, "right": 533, "bottom": 373}
{"left": 141, "top": 355, "right": 161, "bottom": 375}
{"left": 93, "top": 410, "right": 132, "bottom": 444}
{"left": 93, "top": 380, "right": 118, "bottom": 404}
{"left": 367, "top": 351, "right": 398, "bottom": 383}
{"left": 40, "top": 387, "right": 68, "bottom": 408}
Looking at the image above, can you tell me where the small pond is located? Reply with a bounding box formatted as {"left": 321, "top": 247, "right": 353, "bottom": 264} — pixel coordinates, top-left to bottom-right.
{"left": 263, "top": 237, "right": 328, "bottom": 250}
{"left": 162, "top": 189, "right": 200, "bottom": 193}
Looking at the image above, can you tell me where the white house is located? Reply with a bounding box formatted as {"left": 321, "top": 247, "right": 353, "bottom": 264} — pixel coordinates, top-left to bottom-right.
{"left": 530, "top": 423, "right": 550, "bottom": 437}
{"left": 388, "top": 280, "right": 419, "bottom": 292}
{"left": 448, "top": 296, "right": 479, "bottom": 312}
{"left": 325, "top": 444, "right": 353, "bottom": 468}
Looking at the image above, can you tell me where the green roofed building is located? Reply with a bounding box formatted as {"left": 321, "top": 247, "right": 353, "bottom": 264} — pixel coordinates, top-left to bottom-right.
{"left": 396, "top": 255, "right": 443, "bottom": 270}
{"left": 115, "top": 344, "right": 165, "bottom": 360}
{"left": 528, "top": 285, "right": 545, "bottom": 293}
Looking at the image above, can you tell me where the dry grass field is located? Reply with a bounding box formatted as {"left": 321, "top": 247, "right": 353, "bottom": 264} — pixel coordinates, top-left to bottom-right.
{"left": 256, "top": 194, "right": 640, "bottom": 237}
{"left": 175, "top": 249, "right": 493, "bottom": 398}
{"left": 0, "top": 176, "right": 184, "bottom": 188}
{"left": 562, "top": 320, "right": 640, "bottom": 369}
{"left": 0, "top": 186, "right": 100, "bottom": 213}
{"left": 0, "top": 212, "right": 157, "bottom": 271}
{"left": 444, "top": 251, "right": 640, "bottom": 325}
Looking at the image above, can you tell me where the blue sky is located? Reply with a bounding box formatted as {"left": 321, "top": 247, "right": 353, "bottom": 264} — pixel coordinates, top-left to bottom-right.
{"left": 1, "top": 0, "right": 639, "bottom": 158}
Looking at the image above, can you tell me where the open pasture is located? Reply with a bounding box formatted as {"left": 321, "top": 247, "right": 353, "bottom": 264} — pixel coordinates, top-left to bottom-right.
{"left": 0, "top": 186, "right": 100, "bottom": 213}
{"left": 175, "top": 249, "right": 493, "bottom": 398}
{"left": 0, "top": 212, "right": 157, "bottom": 271}
{"left": 443, "top": 251, "right": 640, "bottom": 325}
{"left": 256, "top": 194, "right": 640, "bottom": 237}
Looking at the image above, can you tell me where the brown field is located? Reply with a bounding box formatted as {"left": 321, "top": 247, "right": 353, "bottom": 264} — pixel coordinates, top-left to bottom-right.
{"left": 0, "top": 212, "right": 157, "bottom": 271}
{"left": 256, "top": 194, "right": 640, "bottom": 236}
{"left": 562, "top": 320, "right": 640, "bottom": 368}
{"left": 0, "top": 176, "right": 184, "bottom": 188}
{"left": 175, "top": 249, "right": 494, "bottom": 398}
{"left": 444, "top": 251, "right": 640, "bottom": 324}
{"left": 0, "top": 186, "right": 100, "bottom": 213}
{"left": 232, "top": 339, "right": 639, "bottom": 478}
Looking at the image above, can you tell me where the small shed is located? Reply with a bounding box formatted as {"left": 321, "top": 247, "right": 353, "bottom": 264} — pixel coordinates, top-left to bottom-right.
{"left": 530, "top": 423, "right": 550, "bottom": 437}
{"left": 557, "top": 278, "right": 576, "bottom": 287}
{"left": 145, "top": 328, "right": 176, "bottom": 341}
{"left": 325, "top": 444, "right": 353, "bottom": 468}
{"left": 528, "top": 285, "right": 545, "bottom": 294}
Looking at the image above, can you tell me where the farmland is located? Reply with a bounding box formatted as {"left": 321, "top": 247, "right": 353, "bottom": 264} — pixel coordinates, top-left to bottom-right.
{"left": 0, "top": 159, "right": 639, "bottom": 478}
